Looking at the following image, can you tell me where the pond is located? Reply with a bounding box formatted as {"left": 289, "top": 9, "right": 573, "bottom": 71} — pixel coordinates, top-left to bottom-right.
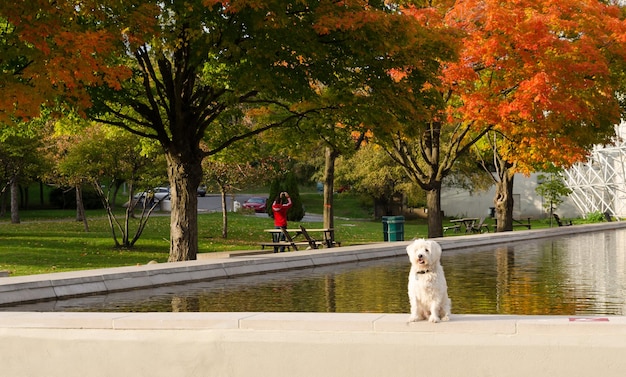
{"left": 5, "top": 229, "right": 626, "bottom": 315}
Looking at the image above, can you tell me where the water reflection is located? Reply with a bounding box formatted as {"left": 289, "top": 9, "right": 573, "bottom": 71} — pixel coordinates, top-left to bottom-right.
{"left": 5, "top": 229, "right": 626, "bottom": 315}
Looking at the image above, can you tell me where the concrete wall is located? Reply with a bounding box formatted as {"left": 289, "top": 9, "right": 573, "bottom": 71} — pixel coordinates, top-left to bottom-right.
{"left": 441, "top": 172, "right": 580, "bottom": 219}
{"left": 1, "top": 312, "right": 625, "bottom": 377}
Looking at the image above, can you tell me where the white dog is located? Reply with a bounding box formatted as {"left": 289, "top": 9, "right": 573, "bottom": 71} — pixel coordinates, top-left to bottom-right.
{"left": 407, "top": 238, "right": 451, "bottom": 323}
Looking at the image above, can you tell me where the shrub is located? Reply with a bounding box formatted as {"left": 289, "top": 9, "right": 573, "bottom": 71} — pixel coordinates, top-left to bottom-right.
{"left": 584, "top": 211, "right": 604, "bottom": 223}
{"left": 49, "top": 187, "right": 103, "bottom": 210}
{"left": 266, "top": 172, "right": 304, "bottom": 221}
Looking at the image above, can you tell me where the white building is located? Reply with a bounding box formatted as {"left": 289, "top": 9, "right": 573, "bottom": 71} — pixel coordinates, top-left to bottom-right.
{"left": 563, "top": 122, "right": 626, "bottom": 219}
{"left": 441, "top": 173, "right": 579, "bottom": 220}
{"left": 442, "top": 123, "right": 626, "bottom": 220}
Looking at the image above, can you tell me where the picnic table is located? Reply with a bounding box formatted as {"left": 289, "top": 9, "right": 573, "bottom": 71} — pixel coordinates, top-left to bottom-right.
{"left": 260, "top": 227, "right": 339, "bottom": 251}
{"left": 450, "top": 218, "right": 479, "bottom": 234}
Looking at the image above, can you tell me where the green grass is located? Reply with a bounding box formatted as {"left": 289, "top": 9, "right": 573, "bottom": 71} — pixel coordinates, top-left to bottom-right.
{"left": 0, "top": 212, "right": 401, "bottom": 276}
{"left": 0, "top": 193, "right": 564, "bottom": 277}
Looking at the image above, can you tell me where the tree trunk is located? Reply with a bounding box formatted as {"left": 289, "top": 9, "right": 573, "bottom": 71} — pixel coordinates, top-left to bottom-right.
{"left": 22, "top": 186, "right": 29, "bottom": 210}
{"left": 75, "top": 185, "right": 89, "bottom": 232}
{"left": 1, "top": 190, "right": 6, "bottom": 217}
{"left": 39, "top": 181, "right": 45, "bottom": 206}
{"left": 221, "top": 189, "right": 228, "bottom": 239}
{"left": 111, "top": 179, "right": 122, "bottom": 211}
{"left": 166, "top": 153, "right": 202, "bottom": 262}
{"left": 495, "top": 169, "right": 515, "bottom": 232}
{"left": 10, "top": 177, "right": 19, "bottom": 224}
{"left": 426, "top": 183, "right": 443, "bottom": 238}
{"left": 323, "top": 147, "right": 339, "bottom": 234}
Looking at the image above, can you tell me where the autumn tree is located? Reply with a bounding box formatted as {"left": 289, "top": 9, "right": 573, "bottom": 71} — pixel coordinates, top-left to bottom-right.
{"left": 371, "top": 2, "right": 469, "bottom": 238}
{"left": 0, "top": 1, "right": 149, "bottom": 123}
{"left": 1, "top": 1, "right": 159, "bottom": 224}
{"left": 445, "top": 0, "right": 626, "bottom": 231}
{"left": 375, "top": 0, "right": 626, "bottom": 237}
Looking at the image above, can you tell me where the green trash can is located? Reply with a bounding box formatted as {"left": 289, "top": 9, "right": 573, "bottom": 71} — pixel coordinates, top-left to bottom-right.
{"left": 382, "top": 216, "right": 405, "bottom": 242}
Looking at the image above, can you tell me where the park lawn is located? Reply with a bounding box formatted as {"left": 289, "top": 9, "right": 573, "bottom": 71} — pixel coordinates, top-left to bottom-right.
{"left": 0, "top": 211, "right": 428, "bottom": 276}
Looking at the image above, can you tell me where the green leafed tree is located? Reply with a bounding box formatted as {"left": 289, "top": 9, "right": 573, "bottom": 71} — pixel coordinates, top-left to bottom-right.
{"left": 0, "top": 121, "right": 48, "bottom": 223}
{"left": 535, "top": 169, "right": 572, "bottom": 224}
{"left": 336, "top": 143, "right": 409, "bottom": 218}
{"left": 80, "top": 0, "right": 453, "bottom": 261}
{"left": 50, "top": 121, "right": 165, "bottom": 246}
{"left": 268, "top": 171, "right": 305, "bottom": 222}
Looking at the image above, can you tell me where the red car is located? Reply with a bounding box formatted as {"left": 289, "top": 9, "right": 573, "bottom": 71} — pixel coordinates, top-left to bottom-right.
{"left": 243, "top": 197, "right": 267, "bottom": 212}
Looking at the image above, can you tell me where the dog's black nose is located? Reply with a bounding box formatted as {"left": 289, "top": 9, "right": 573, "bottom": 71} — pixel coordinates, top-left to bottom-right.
{"left": 417, "top": 254, "right": 423, "bottom": 259}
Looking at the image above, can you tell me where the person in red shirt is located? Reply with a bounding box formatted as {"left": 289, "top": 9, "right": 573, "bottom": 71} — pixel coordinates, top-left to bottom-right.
{"left": 272, "top": 191, "right": 293, "bottom": 252}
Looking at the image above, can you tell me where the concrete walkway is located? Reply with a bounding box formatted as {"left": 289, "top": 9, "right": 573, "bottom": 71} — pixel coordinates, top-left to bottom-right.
{"left": 1, "top": 222, "right": 626, "bottom": 377}
{"left": 1, "top": 311, "right": 626, "bottom": 377}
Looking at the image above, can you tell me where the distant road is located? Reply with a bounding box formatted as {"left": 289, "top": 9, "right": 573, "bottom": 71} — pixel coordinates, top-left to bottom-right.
{"left": 197, "top": 193, "right": 259, "bottom": 212}
{"left": 196, "top": 194, "right": 323, "bottom": 222}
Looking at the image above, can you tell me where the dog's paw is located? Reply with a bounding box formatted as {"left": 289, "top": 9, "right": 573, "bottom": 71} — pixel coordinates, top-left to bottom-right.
{"left": 428, "top": 315, "right": 440, "bottom": 323}
{"left": 440, "top": 315, "right": 450, "bottom": 322}
{"left": 408, "top": 314, "right": 419, "bottom": 322}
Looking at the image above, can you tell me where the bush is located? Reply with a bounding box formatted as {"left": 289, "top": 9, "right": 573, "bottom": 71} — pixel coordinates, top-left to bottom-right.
{"left": 266, "top": 172, "right": 305, "bottom": 221}
{"left": 49, "top": 187, "right": 103, "bottom": 210}
{"left": 584, "top": 211, "right": 604, "bottom": 223}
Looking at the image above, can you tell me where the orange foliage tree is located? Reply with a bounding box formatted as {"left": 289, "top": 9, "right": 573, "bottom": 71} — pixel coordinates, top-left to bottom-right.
{"left": 444, "top": 0, "right": 626, "bottom": 231}
{"left": 0, "top": 1, "right": 154, "bottom": 122}
{"left": 377, "top": 0, "right": 626, "bottom": 236}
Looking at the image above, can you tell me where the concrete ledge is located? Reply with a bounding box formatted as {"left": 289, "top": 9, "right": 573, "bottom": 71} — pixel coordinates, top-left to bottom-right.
{"left": 1, "top": 221, "right": 624, "bottom": 306}
{"left": 1, "top": 223, "right": 626, "bottom": 376}
{"left": 0, "top": 312, "right": 625, "bottom": 377}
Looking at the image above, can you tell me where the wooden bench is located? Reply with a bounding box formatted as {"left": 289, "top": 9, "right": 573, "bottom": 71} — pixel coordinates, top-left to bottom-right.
{"left": 296, "top": 226, "right": 340, "bottom": 248}
{"left": 553, "top": 214, "right": 572, "bottom": 227}
{"left": 470, "top": 217, "right": 490, "bottom": 233}
{"left": 259, "top": 227, "right": 301, "bottom": 251}
{"left": 259, "top": 242, "right": 311, "bottom": 251}
{"left": 443, "top": 224, "right": 461, "bottom": 233}
{"left": 299, "top": 225, "right": 325, "bottom": 249}
{"left": 493, "top": 218, "right": 531, "bottom": 230}
{"left": 260, "top": 227, "right": 340, "bottom": 251}
{"left": 513, "top": 218, "right": 531, "bottom": 229}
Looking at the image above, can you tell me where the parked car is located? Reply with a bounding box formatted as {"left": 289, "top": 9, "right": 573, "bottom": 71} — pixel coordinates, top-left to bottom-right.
{"left": 243, "top": 197, "right": 267, "bottom": 212}
{"left": 197, "top": 185, "right": 207, "bottom": 197}
{"left": 133, "top": 187, "right": 170, "bottom": 205}
{"left": 152, "top": 187, "right": 171, "bottom": 200}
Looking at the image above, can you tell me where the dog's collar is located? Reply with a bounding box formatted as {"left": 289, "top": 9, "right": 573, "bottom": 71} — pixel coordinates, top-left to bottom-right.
{"left": 416, "top": 270, "right": 430, "bottom": 275}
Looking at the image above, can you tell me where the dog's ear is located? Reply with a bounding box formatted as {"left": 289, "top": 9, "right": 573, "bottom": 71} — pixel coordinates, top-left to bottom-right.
{"left": 428, "top": 240, "right": 442, "bottom": 259}
{"left": 406, "top": 240, "right": 416, "bottom": 257}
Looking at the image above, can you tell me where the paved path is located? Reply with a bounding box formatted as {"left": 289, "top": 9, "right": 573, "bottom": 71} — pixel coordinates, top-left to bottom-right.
{"left": 197, "top": 194, "right": 323, "bottom": 222}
